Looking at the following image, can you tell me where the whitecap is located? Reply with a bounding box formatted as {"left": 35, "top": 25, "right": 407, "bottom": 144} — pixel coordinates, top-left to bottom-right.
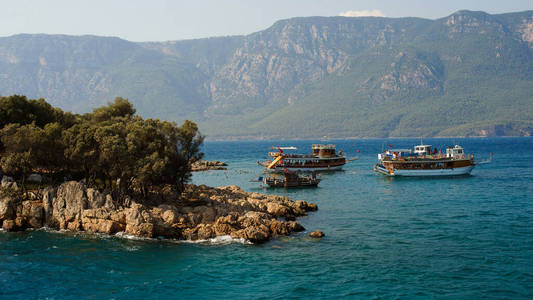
{"left": 20, "top": 227, "right": 251, "bottom": 245}
{"left": 179, "top": 235, "right": 252, "bottom": 245}
{"left": 37, "top": 227, "right": 68, "bottom": 234}
{"left": 114, "top": 231, "right": 154, "bottom": 241}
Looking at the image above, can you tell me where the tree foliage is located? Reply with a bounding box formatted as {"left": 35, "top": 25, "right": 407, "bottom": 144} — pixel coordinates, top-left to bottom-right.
{"left": 0, "top": 95, "right": 204, "bottom": 196}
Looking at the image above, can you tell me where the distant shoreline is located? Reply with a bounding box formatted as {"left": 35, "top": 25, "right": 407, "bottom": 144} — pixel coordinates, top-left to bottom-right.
{"left": 203, "top": 135, "right": 532, "bottom": 142}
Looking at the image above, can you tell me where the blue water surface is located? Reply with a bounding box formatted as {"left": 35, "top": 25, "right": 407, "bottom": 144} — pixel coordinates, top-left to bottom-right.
{"left": 1, "top": 138, "right": 532, "bottom": 298}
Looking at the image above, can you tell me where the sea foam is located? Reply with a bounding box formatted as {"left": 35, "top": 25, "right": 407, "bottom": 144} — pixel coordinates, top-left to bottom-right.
{"left": 179, "top": 235, "right": 252, "bottom": 245}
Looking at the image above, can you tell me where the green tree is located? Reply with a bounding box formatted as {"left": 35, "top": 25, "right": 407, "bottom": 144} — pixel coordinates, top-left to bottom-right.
{"left": 94, "top": 121, "right": 131, "bottom": 189}
{"left": 176, "top": 120, "right": 204, "bottom": 191}
{"left": 91, "top": 97, "right": 136, "bottom": 123}
{"left": 0, "top": 95, "right": 59, "bottom": 128}
{"left": 0, "top": 123, "right": 61, "bottom": 191}
{"left": 0, "top": 95, "right": 205, "bottom": 200}
{"left": 63, "top": 122, "right": 101, "bottom": 185}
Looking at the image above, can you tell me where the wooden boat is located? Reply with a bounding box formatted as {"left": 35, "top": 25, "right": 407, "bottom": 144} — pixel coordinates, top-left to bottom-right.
{"left": 258, "top": 144, "right": 349, "bottom": 172}
{"left": 261, "top": 169, "right": 321, "bottom": 188}
{"left": 374, "top": 144, "right": 490, "bottom": 177}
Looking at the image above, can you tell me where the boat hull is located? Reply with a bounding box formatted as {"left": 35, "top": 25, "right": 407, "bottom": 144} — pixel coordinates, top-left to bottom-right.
{"left": 265, "top": 182, "right": 320, "bottom": 188}
{"left": 374, "top": 164, "right": 475, "bottom": 176}
{"left": 263, "top": 178, "right": 321, "bottom": 188}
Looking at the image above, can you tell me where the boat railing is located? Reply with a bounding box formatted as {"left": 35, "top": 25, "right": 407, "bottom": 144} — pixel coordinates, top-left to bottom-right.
{"left": 312, "top": 144, "right": 336, "bottom": 149}
{"left": 382, "top": 153, "right": 473, "bottom": 161}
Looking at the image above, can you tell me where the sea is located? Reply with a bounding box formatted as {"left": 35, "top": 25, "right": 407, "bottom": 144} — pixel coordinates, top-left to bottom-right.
{"left": 1, "top": 137, "right": 532, "bottom": 299}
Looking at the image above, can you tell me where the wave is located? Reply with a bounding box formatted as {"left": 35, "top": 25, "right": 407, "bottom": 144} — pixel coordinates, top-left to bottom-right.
{"left": 114, "top": 231, "right": 155, "bottom": 241}
{"left": 178, "top": 235, "right": 252, "bottom": 245}
{"left": 13, "top": 227, "right": 251, "bottom": 245}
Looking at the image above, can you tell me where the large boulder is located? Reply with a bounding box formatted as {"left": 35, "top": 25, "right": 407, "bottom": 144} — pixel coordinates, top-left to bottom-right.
{"left": 79, "top": 208, "right": 126, "bottom": 235}
{"left": 1, "top": 176, "right": 17, "bottom": 189}
{"left": 86, "top": 188, "right": 106, "bottom": 209}
{"left": 49, "top": 181, "right": 88, "bottom": 229}
{"left": 124, "top": 203, "right": 144, "bottom": 226}
{"left": 2, "top": 219, "right": 15, "bottom": 231}
{"left": 161, "top": 208, "right": 179, "bottom": 224}
{"left": 41, "top": 186, "right": 56, "bottom": 226}
{"left": 196, "top": 224, "right": 215, "bottom": 240}
{"left": 194, "top": 205, "right": 216, "bottom": 223}
{"left": 266, "top": 202, "right": 291, "bottom": 217}
{"left": 0, "top": 196, "right": 15, "bottom": 221}
{"left": 288, "top": 221, "right": 305, "bottom": 232}
{"left": 125, "top": 222, "right": 154, "bottom": 237}
{"left": 269, "top": 220, "right": 290, "bottom": 235}
{"left": 243, "top": 225, "right": 270, "bottom": 243}
{"left": 309, "top": 230, "right": 325, "bottom": 238}
{"left": 21, "top": 200, "right": 44, "bottom": 228}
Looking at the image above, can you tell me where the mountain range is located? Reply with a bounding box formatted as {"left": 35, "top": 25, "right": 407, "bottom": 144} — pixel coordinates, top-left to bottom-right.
{"left": 1, "top": 10, "right": 532, "bottom": 139}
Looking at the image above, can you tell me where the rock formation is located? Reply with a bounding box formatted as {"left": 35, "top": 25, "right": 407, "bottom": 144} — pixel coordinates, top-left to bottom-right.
{"left": 309, "top": 230, "right": 325, "bottom": 238}
{"left": 0, "top": 181, "right": 317, "bottom": 243}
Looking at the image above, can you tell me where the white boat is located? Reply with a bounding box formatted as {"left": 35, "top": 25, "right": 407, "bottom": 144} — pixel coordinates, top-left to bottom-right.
{"left": 374, "top": 144, "right": 489, "bottom": 177}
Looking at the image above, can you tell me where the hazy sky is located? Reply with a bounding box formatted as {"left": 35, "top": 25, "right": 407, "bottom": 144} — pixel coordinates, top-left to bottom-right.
{"left": 1, "top": 0, "right": 532, "bottom": 42}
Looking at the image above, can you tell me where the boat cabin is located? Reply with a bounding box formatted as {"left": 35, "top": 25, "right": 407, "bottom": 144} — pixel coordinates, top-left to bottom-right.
{"left": 446, "top": 145, "right": 465, "bottom": 159}
{"left": 414, "top": 145, "right": 432, "bottom": 156}
{"left": 378, "top": 149, "right": 411, "bottom": 160}
{"left": 312, "top": 144, "right": 338, "bottom": 158}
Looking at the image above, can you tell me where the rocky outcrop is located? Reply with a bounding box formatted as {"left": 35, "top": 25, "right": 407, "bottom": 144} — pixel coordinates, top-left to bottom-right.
{"left": 309, "top": 230, "right": 325, "bottom": 238}
{"left": 0, "top": 181, "right": 317, "bottom": 243}
{"left": 191, "top": 160, "right": 228, "bottom": 171}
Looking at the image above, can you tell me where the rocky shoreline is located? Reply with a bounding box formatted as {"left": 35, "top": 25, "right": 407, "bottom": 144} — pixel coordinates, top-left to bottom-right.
{"left": 191, "top": 160, "right": 228, "bottom": 171}
{"left": 0, "top": 181, "right": 317, "bottom": 243}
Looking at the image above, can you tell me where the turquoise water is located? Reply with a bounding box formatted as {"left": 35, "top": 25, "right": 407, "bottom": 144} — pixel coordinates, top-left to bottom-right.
{"left": 1, "top": 138, "right": 533, "bottom": 298}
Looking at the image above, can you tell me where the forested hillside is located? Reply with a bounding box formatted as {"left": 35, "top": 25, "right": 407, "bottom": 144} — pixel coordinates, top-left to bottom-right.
{"left": 1, "top": 10, "right": 532, "bottom": 138}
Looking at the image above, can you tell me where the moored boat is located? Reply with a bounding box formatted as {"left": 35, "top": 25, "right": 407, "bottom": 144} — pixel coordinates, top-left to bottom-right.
{"left": 261, "top": 169, "right": 321, "bottom": 188}
{"left": 374, "top": 144, "right": 489, "bottom": 176}
{"left": 258, "top": 144, "right": 348, "bottom": 172}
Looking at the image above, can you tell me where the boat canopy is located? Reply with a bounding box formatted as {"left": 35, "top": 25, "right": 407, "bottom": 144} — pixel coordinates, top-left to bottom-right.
{"left": 387, "top": 149, "right": 411, "bottom": 153}
{"left": 379, "top": 148, "right": 412, "bottom": 160}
